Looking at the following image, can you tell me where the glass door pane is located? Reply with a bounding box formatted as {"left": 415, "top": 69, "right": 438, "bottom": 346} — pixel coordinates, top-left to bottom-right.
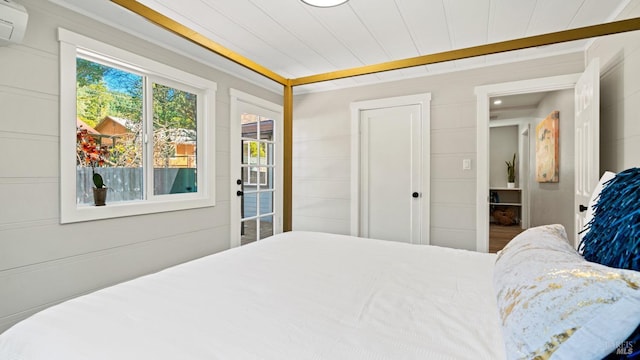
{"left": 259, "top": 215, "right": 274, "bottom": 240}
{"left": 241, "top": 219, "right": 257, "bottom": 246}
{"left": 240, "top": 112, "right": 276, "bottom": 245}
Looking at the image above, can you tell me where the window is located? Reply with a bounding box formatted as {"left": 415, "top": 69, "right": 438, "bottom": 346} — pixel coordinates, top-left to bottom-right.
{"left": 59, "top": 29, "right": 216, "bottom": 223}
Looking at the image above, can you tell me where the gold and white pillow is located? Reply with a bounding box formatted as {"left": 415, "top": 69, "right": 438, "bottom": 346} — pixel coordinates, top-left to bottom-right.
{"left": 494, "top": 224, "right": 640, "bottom": 360}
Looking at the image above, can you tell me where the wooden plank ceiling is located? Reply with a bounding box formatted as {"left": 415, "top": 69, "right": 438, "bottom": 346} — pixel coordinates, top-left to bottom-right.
{"left": 53, "top": 0, "right": 631, "bottom": 93}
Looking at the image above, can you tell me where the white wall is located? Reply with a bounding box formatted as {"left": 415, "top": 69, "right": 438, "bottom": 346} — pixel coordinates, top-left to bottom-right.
{"left": 292, "top": 0, "right": 640, "bottom": 250}
{"left": 489, "top": 126, "right": 519, "bottom": 188}
{"left": 528, "top": 90, "right": 576, "bottom": 241}
{"left": 0, "top": 0, "right": 281, "bottom": 333}
{"left": 588, "top": 0, "right": 640, "bottom": 172}
{"left": 293, "top": 53, "right": 585, "bottom": 250}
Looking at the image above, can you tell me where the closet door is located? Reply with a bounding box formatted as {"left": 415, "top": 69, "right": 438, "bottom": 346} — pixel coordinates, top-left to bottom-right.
{"left": 359, "top": 104, "right": 423, "bottom": 244}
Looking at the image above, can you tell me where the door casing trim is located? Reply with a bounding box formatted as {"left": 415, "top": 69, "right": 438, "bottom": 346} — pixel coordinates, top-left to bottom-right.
{"left": 474, "top": 73, "right": 581, "bottom": 252}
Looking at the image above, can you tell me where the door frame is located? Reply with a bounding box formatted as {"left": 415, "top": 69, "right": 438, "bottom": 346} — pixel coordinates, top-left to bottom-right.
{"left": 230, "top": 89, "right": 283, "bottom": 248}
{"left": 350, "top": 93, "right": 431, "bottom": 244}
{"left": 475, "top": 74, "right": 581, "bottom": 252}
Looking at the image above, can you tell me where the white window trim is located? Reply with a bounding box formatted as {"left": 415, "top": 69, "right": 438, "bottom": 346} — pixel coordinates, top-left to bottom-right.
{"left": 59, "top": 28, "right": 217, "bottom": 223}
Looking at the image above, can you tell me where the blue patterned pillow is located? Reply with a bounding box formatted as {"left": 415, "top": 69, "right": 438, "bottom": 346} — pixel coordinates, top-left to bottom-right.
{"left": 494, "top": 224, "right": 640, "bottom": 360}
{"left": 579, "top": 168, "right": 640, "bottom": 271}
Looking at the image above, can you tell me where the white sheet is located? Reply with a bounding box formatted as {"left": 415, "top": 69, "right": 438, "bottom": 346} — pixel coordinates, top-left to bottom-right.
{"left": 0, "top": 231, "right": 506, "bottom": 360}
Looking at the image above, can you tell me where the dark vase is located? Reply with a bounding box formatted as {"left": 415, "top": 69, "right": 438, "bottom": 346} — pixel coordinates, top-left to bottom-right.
{"left": 93, "top": 187, "right": 107, "bottom": 206}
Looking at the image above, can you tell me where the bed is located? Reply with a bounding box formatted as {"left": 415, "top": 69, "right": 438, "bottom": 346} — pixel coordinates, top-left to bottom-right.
{"left": 0, "top": 231, "right": 505, "bottom": 360}
{"left": 1, "top": 171, "right": 639, "bottom": 360}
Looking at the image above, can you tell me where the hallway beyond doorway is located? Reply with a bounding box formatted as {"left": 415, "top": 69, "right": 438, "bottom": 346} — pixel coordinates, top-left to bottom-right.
{"left": 489, "top": 223, "right": 525, "bottom": 253}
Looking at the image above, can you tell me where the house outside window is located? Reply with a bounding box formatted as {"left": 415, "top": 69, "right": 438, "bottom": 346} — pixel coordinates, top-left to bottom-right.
{"left": 59, "top": 28, "right": 216, "bottom": 223}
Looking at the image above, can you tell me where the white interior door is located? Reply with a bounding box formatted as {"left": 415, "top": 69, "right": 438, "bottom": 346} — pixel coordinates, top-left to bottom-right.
{"left": 360, "top": 105, "right": 423, "bottom": 243}
{"left": 574, "top": 59, "right": 600, "bottom": 248}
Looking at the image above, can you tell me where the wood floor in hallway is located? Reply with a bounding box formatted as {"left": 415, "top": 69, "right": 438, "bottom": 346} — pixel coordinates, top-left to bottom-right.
{"left": 489, "top": 223, "right": 525, "bottom": 253}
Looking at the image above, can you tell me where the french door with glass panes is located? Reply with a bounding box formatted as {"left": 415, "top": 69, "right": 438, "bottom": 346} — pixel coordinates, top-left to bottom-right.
{"left": 230, "top": 90, "right": 283, "bottom": 247}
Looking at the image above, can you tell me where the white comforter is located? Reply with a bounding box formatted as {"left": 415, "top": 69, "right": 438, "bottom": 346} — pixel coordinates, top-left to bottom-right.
{"left": 0, "top": 231, "right": 506, "bottom": 360}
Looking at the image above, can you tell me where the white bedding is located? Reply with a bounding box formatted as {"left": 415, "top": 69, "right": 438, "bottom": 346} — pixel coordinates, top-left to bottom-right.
{"left": 0, "top": 231, "right": 505, "bottom": 360}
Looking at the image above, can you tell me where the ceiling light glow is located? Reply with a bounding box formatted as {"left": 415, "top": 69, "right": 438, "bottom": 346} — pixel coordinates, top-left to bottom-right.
{"left": 493, "top": 99, "right": 502, "bottom": 105}
{"left": 301, "top": 0, "right": 349, "bottom": 8}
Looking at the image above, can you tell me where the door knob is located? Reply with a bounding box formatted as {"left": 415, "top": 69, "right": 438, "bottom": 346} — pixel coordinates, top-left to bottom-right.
{"left": 579, "top": 204, "right": 588, "bottom": 212}
{"left": 236, "top": 179, "right": 242, "bottom": 185}
{"left": 236, "top": 190, "right": 244, "bottom": 197}
{"left": 412, "top": 192, "right": 420, "bottom": 198}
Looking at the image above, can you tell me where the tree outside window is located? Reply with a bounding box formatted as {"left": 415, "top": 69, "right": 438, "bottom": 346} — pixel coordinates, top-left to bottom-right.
{"left": 75, "top": 57, "right": 199, "bottom": 204}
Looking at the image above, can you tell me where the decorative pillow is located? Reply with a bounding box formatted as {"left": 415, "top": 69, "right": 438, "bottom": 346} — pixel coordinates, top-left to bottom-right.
{"left": 579, "top": 167, "right": 640, "bottom": 271}
{"left": 580, "top": 170, "right": 616, "bottom": 240}
{"left": 494, "top": 224, "right": 640, "bottom": 360}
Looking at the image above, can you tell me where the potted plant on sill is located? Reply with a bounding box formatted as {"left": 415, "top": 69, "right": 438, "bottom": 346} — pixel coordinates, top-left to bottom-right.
{"left": 505, "top": 153, "right": 516, "bottom": 189}
{"left": 91, "top": 170, "right": 107, "bottom": 206}
{"left": 77, "top": 127, "right": 110, "bottom": 206}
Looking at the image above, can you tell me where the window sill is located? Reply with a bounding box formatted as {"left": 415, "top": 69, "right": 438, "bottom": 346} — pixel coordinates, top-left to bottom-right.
{"left": 61, "top": 196, "right": 215, "bottom": 224}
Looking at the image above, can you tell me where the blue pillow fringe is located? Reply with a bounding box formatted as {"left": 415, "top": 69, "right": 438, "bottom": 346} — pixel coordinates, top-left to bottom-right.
{"left": 579, "top": 168, "right": 640, "bottom": 271}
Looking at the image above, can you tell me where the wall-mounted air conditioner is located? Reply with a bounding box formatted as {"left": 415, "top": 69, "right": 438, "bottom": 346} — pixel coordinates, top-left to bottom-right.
{"left": 0, "top": 0, "right": 28, "bottom": 46}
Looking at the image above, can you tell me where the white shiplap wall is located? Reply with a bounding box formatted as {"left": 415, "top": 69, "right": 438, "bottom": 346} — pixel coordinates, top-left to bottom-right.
{"left": 292, "top": 0, "right": 640, "bottom": 249}
{"left": 589, "top": 1, "right": 640, "bottom": 172}
{"left": 0, "top": 0, "right": 281, "bottom": 333}
{"left": 292, "top": 54, "right": 587, "bottom": 250}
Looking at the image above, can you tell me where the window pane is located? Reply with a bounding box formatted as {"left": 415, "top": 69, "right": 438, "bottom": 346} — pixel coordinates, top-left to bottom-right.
{"left": 242, "top": 141, "right": 250, "bottom": 165}
{"left": 241, "top": 219, "right": 257, "bottom": 245}
{"left": 242, "top": 190, "right": 257, "bottom": 219}
{"left": 258, "top": 166, "right": 268, "bottom": 186}
{"left": 259, "top": 190, "right": 274, "bottom": 214}
{"left": 242, "top": 141, "right": 260, "bottom": 165}
{"left": 260, "top": 119, "right": 274, "bottom": 141}
{"left": 241, "top": 113, "right": 258, "bottom": 140}
{"left": 243, "top": 166, "right": 264, "bottom": 187}
{"left": 76, "top": 57, "right": 143, "bottom": 205}
{"left": 152, "top": 83, "right": 198, "bottom": 195}
{"left": 263, "top": 143, "right": 274, "bottom": 165}
{"left": 242, "top": 166, "right": 250, "bottom": 185}
{"left": 259, "top": 215, "right": 274, "bottom": 240}
{"left": 263, "top": 167, "right": 274, "bottom": 190}
{"left": 257, "top": 143, "right": 268, "bottom": 165}
{"left": 249, "top": 167, "right": 259, "bottom": 185}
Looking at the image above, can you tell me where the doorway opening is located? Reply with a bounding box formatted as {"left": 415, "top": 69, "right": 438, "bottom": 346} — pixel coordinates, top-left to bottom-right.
{"left": 475, "top": 73, "right": 582, "bottom": 253}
